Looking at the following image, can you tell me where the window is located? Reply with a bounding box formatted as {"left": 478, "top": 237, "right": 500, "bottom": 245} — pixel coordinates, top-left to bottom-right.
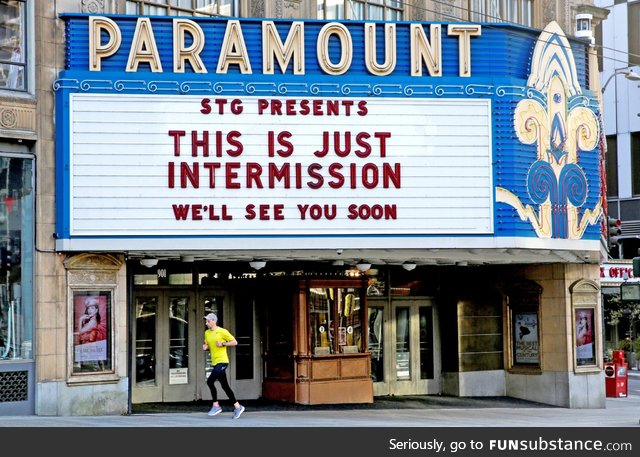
{"left": 318, "top": 0, "right": 403, "bottom": 21}
{"left": 606, "top": 135, "right": 618, "bottom": 197}
{"left": 0, "top": 155, "right": 33, "bottom": 361}
{"left": 419, "top": 307, "right": 434, "bottom": 379}
{"left": 629, "top": 1, "right": 640, "bottom": 67}
{"left": 234, "top": 293, "right": 254, "bottom": 380}
{"left": 202, "top": 295, "right": 224, "bottom": 381}
{"left": 65, "top": 255, "right": 121, "bottom": 381}
{"left": 126, "top": 0, "right": 236, "bottom": 17}
{"left": 134, "top": 295, "right": 157, "bottom": 384}
{"left": 468, "top": 0, "right": 533, "bottom": 27}
{"left": 632, "top": 132, "right": 640, "bottom": 196}
{"left": 309, "top": 284, "right": 364, "bottom": 355}
{"left": 368, "top": 304, "right": 384, "bottom": 381}
{"left": 507, "top": 281, "right": 542, "bottom": 368}
{"left": 570, "top": 280, "right": 599, "bottom": 369}
{"left": 168, "top": 296, "right": 189, "bottom": 370}
{"left": 630, "top": 132, "right": 640, "bottom": 194}
{"left": 395, "top": 306, "right": 410, "bottom": 378}
{"left": 594, "top": 18, "right": 603, "bottom": 72}
{"left": 0, "top": 0, "right": 26, "bottom": 91}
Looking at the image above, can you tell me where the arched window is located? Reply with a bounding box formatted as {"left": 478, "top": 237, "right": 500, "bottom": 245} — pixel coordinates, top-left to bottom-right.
{"left": 570, "top": 279, "right": 600, "bottom": 369}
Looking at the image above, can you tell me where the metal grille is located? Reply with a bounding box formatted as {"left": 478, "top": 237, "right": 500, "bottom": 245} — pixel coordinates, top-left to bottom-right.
{"left": 0, "top": 371, "right": 28, "bottom": 402}
{"left": 620, "top": 220, "right": 640, "bottom": 238}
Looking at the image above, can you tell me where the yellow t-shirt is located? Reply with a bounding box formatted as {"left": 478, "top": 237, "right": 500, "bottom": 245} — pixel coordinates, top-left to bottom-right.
{"left": 204, "top": 327, "right": 233, "bottom": 365}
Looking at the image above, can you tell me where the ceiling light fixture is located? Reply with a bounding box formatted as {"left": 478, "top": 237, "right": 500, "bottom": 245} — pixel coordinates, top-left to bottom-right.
{"left": 356, "top": 260, "right": 372, "bottom": 272}
{"left": 402, "top": 262, "right": 417, "bottom": 271}
{"left": 332, "top": 259, "right": 345, "bottom": 266}
{"left": 249, "top": 259, "right": 267, "bottom": 270}
{"left": 140, "top": 257, "right": 159, "bottom": 268}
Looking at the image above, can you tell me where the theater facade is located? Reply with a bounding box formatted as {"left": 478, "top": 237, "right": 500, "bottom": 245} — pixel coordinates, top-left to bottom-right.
{"left": 36, "top": 13, "right": 606, "bottom": 415}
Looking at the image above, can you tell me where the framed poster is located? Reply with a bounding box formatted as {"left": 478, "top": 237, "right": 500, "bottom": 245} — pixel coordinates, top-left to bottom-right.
{"left": 508, "top": 281, "right": 542, "bottom": 368}
{"left": 73, "top": 291, "right": 112, "bottom": 373}
{"left": 575, "top": 308, "right": 595, "bottom": 366}
{"left": 513, "top": 311, "right": 540, "bottom": 365}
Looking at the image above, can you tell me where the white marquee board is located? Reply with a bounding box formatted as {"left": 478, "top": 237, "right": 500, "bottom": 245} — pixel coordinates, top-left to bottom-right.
{"left": 66, "top": 94, "right": 493, "bottom": 237}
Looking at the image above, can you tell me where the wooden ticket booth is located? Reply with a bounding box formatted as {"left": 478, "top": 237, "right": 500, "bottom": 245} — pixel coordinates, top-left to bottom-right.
{"left": 261, "top": 278, "right": 373, "bottom": 405}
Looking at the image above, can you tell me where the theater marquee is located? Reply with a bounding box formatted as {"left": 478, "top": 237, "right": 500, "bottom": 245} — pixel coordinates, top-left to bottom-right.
{"left": 54, "top": 15, "right": 602, "bottom": 252}
{"left": 67, "top": 93, "right": 491, "bottom": 237}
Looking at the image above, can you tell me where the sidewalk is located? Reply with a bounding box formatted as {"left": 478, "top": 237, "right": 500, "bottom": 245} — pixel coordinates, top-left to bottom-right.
{"left": 1, "top": 395, "right": 639, "bottom": 428}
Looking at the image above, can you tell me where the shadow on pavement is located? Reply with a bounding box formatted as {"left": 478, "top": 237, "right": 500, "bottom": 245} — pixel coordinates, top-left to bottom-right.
{"left": 132, "top": 395, "right": 554, "bottom": 414}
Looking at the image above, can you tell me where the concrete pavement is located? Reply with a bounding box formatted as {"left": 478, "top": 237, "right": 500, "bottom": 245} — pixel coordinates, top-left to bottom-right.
{"left": 1, "top": 370, "right": 638, "bottom": 428}
{"left": 0, "top": 394, "right": 638, "bottom": 428}
{"left": 6, "top": 377, "right": 639, "bottom": 457}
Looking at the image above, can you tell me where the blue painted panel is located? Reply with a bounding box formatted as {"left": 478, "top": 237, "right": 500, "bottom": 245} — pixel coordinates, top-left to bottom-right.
{"left": 55, "top": 14, "right": 602, "bottom": 243}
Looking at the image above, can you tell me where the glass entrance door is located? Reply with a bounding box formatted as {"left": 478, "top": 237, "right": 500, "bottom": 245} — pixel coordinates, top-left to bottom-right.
{"left": 196, "top": 288, "right": 261, "bottom": 401}
{"left": 132, "top": 289, "right": 198, "bottom": 403}
{"left": 132, "top": 285, "right": 262, "bottom": 404}
{"left": 368, "top": 298, "right": 440, "bottom": 396}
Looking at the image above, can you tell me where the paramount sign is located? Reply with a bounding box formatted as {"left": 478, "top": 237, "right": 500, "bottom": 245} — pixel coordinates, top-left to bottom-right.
{"left": 88, "top": 16, "right": 482, "bottom": 77}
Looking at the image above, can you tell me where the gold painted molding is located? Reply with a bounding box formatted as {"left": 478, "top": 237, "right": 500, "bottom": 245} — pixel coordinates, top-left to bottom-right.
{"left": 63, "top": 253, "right": 124, "bottom": 272}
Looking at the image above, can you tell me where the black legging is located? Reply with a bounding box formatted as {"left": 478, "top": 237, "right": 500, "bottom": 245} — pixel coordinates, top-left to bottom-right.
{"left": 206, "top": 363, "right": 237, "bottom": 404}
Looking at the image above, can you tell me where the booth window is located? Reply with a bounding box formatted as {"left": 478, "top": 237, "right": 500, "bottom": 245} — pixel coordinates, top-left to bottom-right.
{"left": 507, "top": 281, "right": 542, "bottom": 368}
{"left": 570, "top": 280, "right": 600, "bottom": 369}
{"left": 310, "top": 285, "right": 364, "bottom": 355}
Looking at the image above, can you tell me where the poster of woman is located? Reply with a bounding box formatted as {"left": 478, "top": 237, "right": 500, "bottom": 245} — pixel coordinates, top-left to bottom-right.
{"left": 575, "top": 308, "right": 595, "bottom": 365}
{"left": 74, "top": 294, "right": 108, "bottom": 363}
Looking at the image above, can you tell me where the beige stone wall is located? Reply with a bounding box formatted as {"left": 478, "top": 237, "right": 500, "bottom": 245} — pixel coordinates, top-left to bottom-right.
{"left": 33, "top": 2, "right": 129, "bottom": 410}
{"left": 33, "top": 0, "right": 62, "bottom": 386}
{"left": 564, "top": 263, "right": 603, "bottom": 370}
{"left": 508, "top": 263, "right": 604, "bottom": 407}
{"left": 522, "top": 263, "right": 601, "bottom": 373}
{"left": 523, "top": 263, "right": 570, "bottom": 372}
{"left": 31, "top": 3, "right": 130, "bottom": 416}
{"left": 443, "top": 261, "right": 603, "bottom": 406}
